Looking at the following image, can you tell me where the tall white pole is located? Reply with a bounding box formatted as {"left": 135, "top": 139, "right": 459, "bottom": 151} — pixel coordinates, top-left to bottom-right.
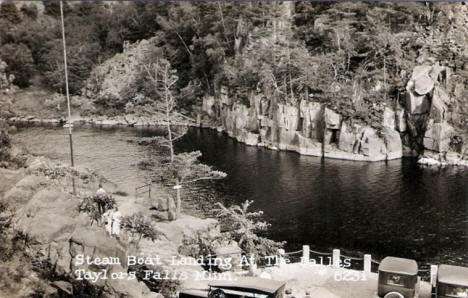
{"left": 60, "top": 1, "right": 75, "bottom": 194}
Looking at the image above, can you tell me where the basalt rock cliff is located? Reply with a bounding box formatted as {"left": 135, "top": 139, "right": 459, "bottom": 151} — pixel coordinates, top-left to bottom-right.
{"left": 200, "top": 55, "right": 468, "bottom": 165}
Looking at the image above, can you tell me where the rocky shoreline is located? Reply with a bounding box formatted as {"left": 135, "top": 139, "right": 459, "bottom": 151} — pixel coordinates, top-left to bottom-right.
{"left": 7, "top": 109, "right": 468, "bottom": 168}
{"left": 0, "top": 145, "right": 223, "bottom": 297}
{"left": 198, "top": 60, "right": 468, "bottom": 167}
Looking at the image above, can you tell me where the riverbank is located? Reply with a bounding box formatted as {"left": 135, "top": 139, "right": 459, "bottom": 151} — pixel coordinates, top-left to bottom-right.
{"left": 5, "top": 120, "right": 468, "bottom": 297}
{"left": 0, "top": 145, "right": 220, "bottom": 297}
{"left": 9, "top": 113, "right": 468, "bottom": 171}
{"left": 3, "top": 82, "right": 466, "bottom": 167}
{"left": 3, "top": 124, "right": 381, "bottom": 298}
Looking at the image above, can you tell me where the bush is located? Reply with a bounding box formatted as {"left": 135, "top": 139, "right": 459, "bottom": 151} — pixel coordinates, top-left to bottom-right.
{"left": 216, "top": 200, "right": 285, "bottom": 258}
{"left": 121, "top": 213, "right": 166, "bottom": 242}
{"left": 78, "top": 194, "right": 116, "bottom": 225}
{"left": 179, "top": 230, "right": 227, "bottom": 260}
{"left": 0, "top": 2, "right": 21, "bottom": 24}
{"left": 0, "top": 125, "right": 12, "bottom": 168}
{"left": 0, "top": 43, "right": 34, "bottom": 87}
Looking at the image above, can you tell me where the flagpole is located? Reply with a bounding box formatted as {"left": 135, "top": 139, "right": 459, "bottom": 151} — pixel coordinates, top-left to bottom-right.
{"left": 60, "top": 1, "right": 75, "bottom": 194}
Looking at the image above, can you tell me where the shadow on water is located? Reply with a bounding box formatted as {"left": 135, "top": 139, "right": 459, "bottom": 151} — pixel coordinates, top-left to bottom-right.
{"left": 175, "top": 128, "right": 468, "bottom": 266}
{"left": 13, "top": 126, "right": 468, "bottom": 266}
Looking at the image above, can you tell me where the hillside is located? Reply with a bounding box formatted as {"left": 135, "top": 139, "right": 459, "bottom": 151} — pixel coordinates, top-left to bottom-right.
{"left": 1, "top": 2, "right": 468, "bottom": 164}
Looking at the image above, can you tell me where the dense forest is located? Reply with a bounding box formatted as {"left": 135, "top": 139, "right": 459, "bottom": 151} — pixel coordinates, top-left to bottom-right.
{"left": 1, "top": 2, "right": 465, "bottom": 109}
{"left": 1, "top": 2, "right": 467, "bottom": 159}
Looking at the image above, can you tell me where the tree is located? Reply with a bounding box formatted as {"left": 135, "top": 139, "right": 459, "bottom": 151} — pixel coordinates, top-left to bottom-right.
{"left": 156, "top": 151, "right": 226, "bottom": 219}
{"left": 0, "top": 43, "right": 34, "bottom": 87}
{"left": 20, "top": 4, "right": 38, "bottom": 20}
{"left": 0, "top": 129, "right": 12, "bottom": 166}
{"left": 0, "top": 2, "right": 21, "bottom": 24}
{"left": 145, "top": 58, "right": 224, "bottom": 219}
{"left": 216, "top": 200, "right": 285, "bottom": 258}
{"left": 145, "top": 58, "right": 183, "bottom": 162}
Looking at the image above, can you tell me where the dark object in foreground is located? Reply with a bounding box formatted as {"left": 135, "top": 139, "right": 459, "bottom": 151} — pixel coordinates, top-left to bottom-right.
{"left": 436, "top": 264, "right": 468, "bottom": 298}
{"left": 377, "top": 256, "right": 431, "bottom": 298}
{"left": 179, "top": 276, "right": 286, "bottom": 298}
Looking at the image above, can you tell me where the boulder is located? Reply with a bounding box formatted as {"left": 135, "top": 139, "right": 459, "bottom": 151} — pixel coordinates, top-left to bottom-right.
{"left": 245, "top": 132, "right": 259, "bottom": 146}
{"left": 338, "top": 121, "right": 357, "bottom": 153}
{"left": 4, "top": 186, "right": 34, "bottom": 207}
{"left": 323, "top": 130, "right": 334, "bottom": 146}
{"left": 406, "top": 91, "right": 430, "bottom": 115}
{"left": 423, "top": 121, "right": 454, "bottom": 152}
{"left": 299, "top": 100, "right": 322, "bottom": 139}
{"left": 15, "top": 190, "right": 80, "bottom": 243}
{"left": 296, "top": 133, "right": 322, "bottom": 156}
{"left": 155, "top": 197, "right": 168, "bottom": 211}
{"left": 445, "top": 151, "right": 461, "bottom": 164}
{"left": 106, "top": 265, "right": 162, "bottom": 298}
{"left": 0, "top": 168, "right": 25, "bottom": 195}
{"left": 70, "top": 224, "right": 128, "bottom": 267}
{"left": 412, "top": 65, "right": 435, "bottom": 95}
{"left": 359, "top": 128, "right": 386, "bottom": 160}
{"left": 430, "top": 86, "right": 449, "bottom": 122}
{"left": 276, "top": 128, "right": 298, "bottom": 151}
{"left": 382, "top": 127, "right": 403, "bottom": 160}
{"left": 324, "top": 108, "right": 341, "bottom": 129}
{"left": 51, "top": 281, "right": 73, "bottom": 295}
{"left": 382, "top": 107, "right": 396, "bottom": 129}
{"left": 396, "top": 106, "right": 407, "bottom": 133}
{"left": 15, "top": 175, "right": 48, "bottom": 191}
{"left": 275, "top": 104, "right": 299, "bottom": 131}
{"left": 202, "top": 96, "right": 217, "bottom": 118}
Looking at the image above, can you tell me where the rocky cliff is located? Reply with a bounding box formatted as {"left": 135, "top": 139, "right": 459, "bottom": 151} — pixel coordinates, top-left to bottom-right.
{"left": 0, "top": 157, "right": 159, "bottom": 297}
{"left": 71, "top": 2, "right": 468, "bottom": 165}
{"left": 0, "top": 155, "right": 221, "bottom": 297}
{"left": 200, "top": 53, "right": 468, "bottom": 165}
{"left": 198, "top": 3, "right": 468, "bottom": 165}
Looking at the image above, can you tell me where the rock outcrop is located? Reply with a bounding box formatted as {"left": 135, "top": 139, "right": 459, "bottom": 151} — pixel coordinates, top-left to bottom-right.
{"left": 1, "top": 159, "right": 161, "bottom": 298}
{"left": 82, "top": 38, "right": 158, "bottom": 108}
{"left": 404, "top": 58, "right": 468, "bottom": 166}
{"left": 201, "top": 56, "right": 467, "bottom": 166}
{"left": 201, "top": 92, "right": 403, "bottom": 162}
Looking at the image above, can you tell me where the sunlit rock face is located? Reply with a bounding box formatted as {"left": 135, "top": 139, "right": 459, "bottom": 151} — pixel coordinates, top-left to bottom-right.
{"left": 200, "top": 22, "right": 468, "bottom": 165}
{"left": 403, "top": 56, "right": 468, "bottom": 166}
{"left": 201, "top": 53, "right": 468, "bottom": 165}
{"left": 201, "top": 91, "right": 403, "bottom": 162}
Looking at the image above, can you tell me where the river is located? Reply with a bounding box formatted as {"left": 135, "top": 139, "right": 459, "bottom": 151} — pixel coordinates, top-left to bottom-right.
{"left": 12, "top": 125, "right": 468, "bottom": 267}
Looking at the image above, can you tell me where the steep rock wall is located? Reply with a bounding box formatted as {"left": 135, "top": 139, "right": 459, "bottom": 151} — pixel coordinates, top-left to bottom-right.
{"left": 201, "top": 89, "right": 403, "bottom": 162}
{"left": 405, "top": 57, "right": 468, "bottom": 166}
{"left": 201, "top": 56, "right": 467, "bottom": 165}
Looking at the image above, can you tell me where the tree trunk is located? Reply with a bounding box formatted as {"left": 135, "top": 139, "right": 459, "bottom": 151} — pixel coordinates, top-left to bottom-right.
{"left": 176, "top": 183, "right": 181, "bottom": 219}
{"left": 164, "top": 66, "right": 174, "bottom": 163}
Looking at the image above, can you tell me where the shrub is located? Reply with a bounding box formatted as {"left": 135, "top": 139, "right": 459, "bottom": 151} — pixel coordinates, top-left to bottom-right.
{"left": 121, "top": 213, "right": 166, "bottom": 242}
{"left": 0, "top": 43, "right": 34, "bottom": 87}
{"left": 216, "top": 200, "right": 285, "bottom": 258}
{"left": 78, "top": 194, "right": 116, "bottom": 225}
{"left": 0, "top": 125, "right": 12, "bottom": 168}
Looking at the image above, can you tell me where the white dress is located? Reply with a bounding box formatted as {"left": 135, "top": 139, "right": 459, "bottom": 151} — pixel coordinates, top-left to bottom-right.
{"left": 102, "top": 210, "right": 113, "bottom": 235}
{"left": 111, "top": 211, "right": 122, "bottom": 236}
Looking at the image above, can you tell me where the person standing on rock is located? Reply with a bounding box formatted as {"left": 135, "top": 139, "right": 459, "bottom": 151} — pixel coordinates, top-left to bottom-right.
{"left": 96, "top": 183, "right": 107, "bottom": 215}
{"left": 111, "top": 206, "right": 122, "bottom": 239}
{"left": 96, "top": 183, "right": 106, "bottom": 197}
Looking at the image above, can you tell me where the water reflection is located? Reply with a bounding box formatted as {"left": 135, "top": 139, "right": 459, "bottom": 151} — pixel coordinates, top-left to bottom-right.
{"left": 175, "top": 128, "right": 468, "bottom": 266}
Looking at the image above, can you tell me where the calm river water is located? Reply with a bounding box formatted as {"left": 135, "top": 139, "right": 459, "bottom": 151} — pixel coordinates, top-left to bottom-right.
{"left": 13, "top": 126, "right": 468, "bottom": 267}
